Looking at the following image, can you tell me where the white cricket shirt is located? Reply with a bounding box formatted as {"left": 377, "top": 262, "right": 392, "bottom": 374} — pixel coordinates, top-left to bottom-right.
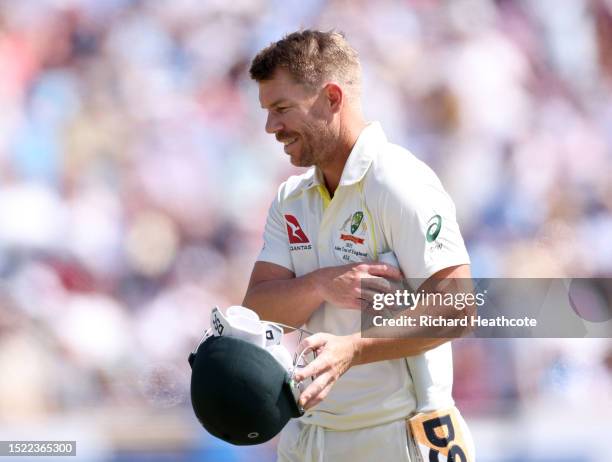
{"left": 258, "top": 122, "right": 470, "bottom": 430}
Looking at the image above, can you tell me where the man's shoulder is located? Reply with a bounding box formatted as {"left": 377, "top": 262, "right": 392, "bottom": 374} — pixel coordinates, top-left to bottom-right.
{"left": 367, "top": 142, "right": 442, "bottom": 193}
{"left": 275, "top": 168, "right": 316, "bottom": 202}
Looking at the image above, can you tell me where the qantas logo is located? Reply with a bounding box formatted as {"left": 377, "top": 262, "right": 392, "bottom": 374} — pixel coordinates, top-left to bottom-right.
{"left": 284, "top": 214, "right": 309, "bottom": 244}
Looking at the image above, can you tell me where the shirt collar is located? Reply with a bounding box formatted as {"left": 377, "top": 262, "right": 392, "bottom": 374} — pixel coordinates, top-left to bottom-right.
{"left": 338, "top": 121, "right": 386, "bottom": 186}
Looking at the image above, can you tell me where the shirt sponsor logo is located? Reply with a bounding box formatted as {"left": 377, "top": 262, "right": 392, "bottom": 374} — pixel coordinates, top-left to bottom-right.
{"left": 426, "top": 214, "right": 443, "bottom": 256}
{"left": 426, "top": 214, "right": 442, "bottom": 243}
{"left": 285, "top": 214, "right": 312, "bottom": 251}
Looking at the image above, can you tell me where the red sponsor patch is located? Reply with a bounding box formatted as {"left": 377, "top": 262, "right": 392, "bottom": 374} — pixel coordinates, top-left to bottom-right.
{"left": 285, "top": 214, "right": 309, "bottom": 244}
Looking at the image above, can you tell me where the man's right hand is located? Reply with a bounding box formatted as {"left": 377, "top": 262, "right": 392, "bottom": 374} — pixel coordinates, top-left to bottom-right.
{"left": 313, "top": 262, "right": 402, "bottom": 309}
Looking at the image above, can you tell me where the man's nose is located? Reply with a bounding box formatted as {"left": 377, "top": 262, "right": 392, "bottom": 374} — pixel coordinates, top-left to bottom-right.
{"left": 265, "top": 113, "right": 283, "bottom": 134}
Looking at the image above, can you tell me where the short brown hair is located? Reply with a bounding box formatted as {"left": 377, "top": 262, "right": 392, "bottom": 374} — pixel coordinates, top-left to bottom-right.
{"left": 249, "top": 30, "right": 361, "bottom": 92}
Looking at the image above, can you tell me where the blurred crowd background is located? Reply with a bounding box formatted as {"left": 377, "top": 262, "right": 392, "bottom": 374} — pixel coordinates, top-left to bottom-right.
{"left": 0, "top": 0, "right": 611, "bottom": 460}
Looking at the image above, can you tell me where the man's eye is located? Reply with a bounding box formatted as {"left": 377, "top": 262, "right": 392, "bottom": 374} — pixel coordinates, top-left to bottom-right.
{"left": 276, "top": 107, "right": 289, "bottom": 114}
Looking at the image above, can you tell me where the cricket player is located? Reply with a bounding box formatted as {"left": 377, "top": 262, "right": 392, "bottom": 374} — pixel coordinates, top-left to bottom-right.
{"left": 243, "top": 30, "right": 474, "bottom": 461}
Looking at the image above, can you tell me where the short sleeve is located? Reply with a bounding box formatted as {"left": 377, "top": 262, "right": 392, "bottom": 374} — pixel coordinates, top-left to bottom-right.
{"left": 257, "top": 194, "right": 294, "bottom": 272}
{"left": 383, "top": 179, "right": 470, "bottom": 281}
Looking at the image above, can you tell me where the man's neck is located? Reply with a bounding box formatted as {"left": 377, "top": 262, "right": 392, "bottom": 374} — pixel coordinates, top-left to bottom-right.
{"left": 320, "top": 120, "right": 367, "bottom": 196}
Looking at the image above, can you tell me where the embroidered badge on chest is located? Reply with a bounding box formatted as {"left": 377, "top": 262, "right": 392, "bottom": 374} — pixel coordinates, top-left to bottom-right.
{"left": 334, "top": 211, "right": 370, "bottom": 262}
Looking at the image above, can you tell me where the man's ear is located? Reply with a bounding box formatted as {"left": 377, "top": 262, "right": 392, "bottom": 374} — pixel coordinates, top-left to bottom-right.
{"left": 325, "top": 83, "right": 343, "bottom": 113}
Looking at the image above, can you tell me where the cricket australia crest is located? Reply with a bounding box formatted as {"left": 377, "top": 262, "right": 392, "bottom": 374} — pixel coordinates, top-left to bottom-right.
{"left": 333, "top": 211, "right": 370, "bottom": 262}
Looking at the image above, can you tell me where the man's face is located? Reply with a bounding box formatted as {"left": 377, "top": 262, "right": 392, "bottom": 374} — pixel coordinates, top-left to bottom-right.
{"left": 258, "top": 70, "right": 337, "bottom": 167}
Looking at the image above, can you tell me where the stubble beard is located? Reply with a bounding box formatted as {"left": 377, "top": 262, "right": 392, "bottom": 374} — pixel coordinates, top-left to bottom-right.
{"left": 294, "top": 122, "right": 337, "bottom": 168}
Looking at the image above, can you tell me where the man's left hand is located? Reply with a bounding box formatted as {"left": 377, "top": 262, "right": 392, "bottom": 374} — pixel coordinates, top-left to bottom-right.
{"left": 293, "top": 333, "right": 360, "bottom": 410}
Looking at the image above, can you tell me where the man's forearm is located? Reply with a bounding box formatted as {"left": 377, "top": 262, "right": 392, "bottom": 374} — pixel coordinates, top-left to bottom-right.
{"left": 242, "top": 271, "right": 323, "bottom": 329}
{"left": 350, "top": 282, "right": 476, "bottom": 365}
{"left": 350, "top": 334, "right": 449, "bottom": 365}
